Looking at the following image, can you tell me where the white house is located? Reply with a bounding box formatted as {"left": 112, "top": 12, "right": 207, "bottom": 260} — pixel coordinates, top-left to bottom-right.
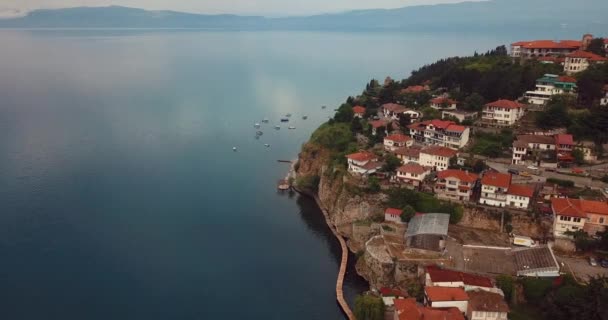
{"left": 434, "top": 170, "right": 479, "bottom": 202}
{"left": 564, "top": 50, "right": 607, "bottom": 74}
{"left": 466, "top": 290, "right": 509, "bottom": 320}
{"left": 479, "top": 172, "right": 512, "bottom": 207}
{"left": 408, "top": 119, "right": 470, "bottom": 149}
{"left": 424, "top": 286, "right": 469, "bottom": 313}
{"left": 384, "top": 208, "right": 404, "bottom": 224}
{"left": 506, "top": 184, "right": 534, "bottom": 209}
{"left": 352, "top": 105, "right": 366, "bottom": 118}
{"left": 511, "top": 134, "right": 556, "bottom": 165}
{"left": 430, "top": 97, "right": 457, "bottom": 110}
{"left": 510, "top": 39, "right": 582, "bottom": 59}
{"left": 395, "top": 147, "right": 421, "bottom": 165}
{"left": 482, "top": 100, "right": 526, "bottom": 127}
{"left": 345, "top": 151, "right": 382, "bottom": 175}
{"left": 384, "top": 134, "right": 413, "bottom": 151}
{"left": 419, "top": 146, "right": 458, "bottom": 172}
{"left": 524, "top": 74, "right": 577, "bottom": 105}
{"left": 381, "top": 103, "right": 422, "bottom": 123}
{"left": 551, "top": 197, "right": 608, "bottom": 237}
{"left": 396, "top": 162, "right": 431, "bottom": 186}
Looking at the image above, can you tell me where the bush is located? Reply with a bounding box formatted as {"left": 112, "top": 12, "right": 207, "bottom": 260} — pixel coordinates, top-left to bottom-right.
{"left": 296, "top": 175, "right": 320, "bottom": 193}
{"left": 522, "top": 277, "right": 553, "bottom": 303}
{"left": 547, "top": 178, "right": 575, "bottom": 188}
{"left": 496, "top": 275, "right": 514, "bottom": 301}
{"left": 354, "top": 295, "right": 385, "bottom": 320}
{"left": 401, "top": 205, "right": 416, "bottom": 223}
{"left": 368, "top": 176, "right": 381, "bottom": 193}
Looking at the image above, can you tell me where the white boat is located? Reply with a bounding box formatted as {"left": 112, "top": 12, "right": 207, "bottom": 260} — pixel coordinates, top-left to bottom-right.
{"left": 264, "top": 144, "right": 271, "bottom": 147}
{"left": 274, "top": 125, "right": 281, "bottom": 130}
{"left": 262, "top": 118, "right": 269, "bottom": 123}
{"left": 254, "top": 123, "right": 261, "bottom": 128}
{"left": 256, "top": 131, "right": 263, "bottom": 136}
{"left": 288, "top": 126, "right": 296, "bottom": 130}
{"left": 233, "top": 147, "right": 237, "bottom": 151}
{"left": 285, "top": 113, "right": 292, "bottom": 117}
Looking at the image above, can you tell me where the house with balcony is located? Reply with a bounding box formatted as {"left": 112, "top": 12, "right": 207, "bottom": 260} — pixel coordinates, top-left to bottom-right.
{"left": 396, "top": 163, "right": 432, "bottom": 187}
{"left": 346, "top": 151, "right": 382, "bottom": 176}
{"left": 482, "top": 100, "right": 526, "bottom": 127}
{"left": 381, "top": 103, "right": 422, "bottom": 123}
{"left": 479, "top": 172, "right": 511, "bottom": 207}
{"left": 511, "top": 134, "right": 575, "bottom": 165}
{"left": 524, "top": 74, "right": 577, "bottom": 105}
{"left": 352, "top": 105, "right": 366, "bottom": 118}
{"left": 564, "top": 51, "right": 607, "bottom": 74}
{"left": 506, "top": 184, "right": 534, "bottom": 209}
{"left": 434, "top": 169, "right": 479, "bottom": 202}
{"left": 408, "top": 119, "right": 470, "bottom": 150}
{"left": 419, "top": 146, "right": 459, "bottom": 172}
{"left": 384, "top": 134, "right": 413, "bottom": 151}
{"left": 430, "top": 97, "right": 458, "bottom": 110}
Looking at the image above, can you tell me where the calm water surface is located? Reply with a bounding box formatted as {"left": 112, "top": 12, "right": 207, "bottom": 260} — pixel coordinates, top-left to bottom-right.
{"left": 0, "top": 30, "right": 510, "bottom": 319}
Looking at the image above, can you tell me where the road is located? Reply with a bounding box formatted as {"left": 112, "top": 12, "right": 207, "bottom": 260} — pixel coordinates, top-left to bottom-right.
{"left": 557, "top": 256, "right": 608, "bottom": 282}
{"left": 486, "top": 161, "right": 607, "bottom": 189}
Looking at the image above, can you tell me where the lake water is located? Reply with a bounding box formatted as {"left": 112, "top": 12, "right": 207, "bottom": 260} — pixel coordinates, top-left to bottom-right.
{"left": 0, "top": 30, "right": 512, "bottom": 319}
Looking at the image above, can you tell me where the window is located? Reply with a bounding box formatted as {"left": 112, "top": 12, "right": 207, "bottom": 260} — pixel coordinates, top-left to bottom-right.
{"left": 573, "top": 217, "right": 581, "bottom": 223}
{"left": 600, "top": 217, "right": 605, "bottom": 224}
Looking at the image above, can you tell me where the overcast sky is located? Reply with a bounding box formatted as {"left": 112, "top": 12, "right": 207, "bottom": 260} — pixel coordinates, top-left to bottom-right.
{"left": 0, "top": 0, "right": 482, "bottom": 17}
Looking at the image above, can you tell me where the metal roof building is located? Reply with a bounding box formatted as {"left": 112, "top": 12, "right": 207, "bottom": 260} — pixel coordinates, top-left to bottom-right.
{"left": 405, "top": 213, "right": 450, "bottom": 238}
{"left": 513, "top": 245, "right": 560, "bottom": 277}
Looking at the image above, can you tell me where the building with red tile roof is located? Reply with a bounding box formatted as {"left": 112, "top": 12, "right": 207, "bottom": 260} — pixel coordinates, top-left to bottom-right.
{"left": 510, "top": 38, "right": 582, "bottom": 59}
{"left": 394, "top": 298, "right": 465, "bottom": 320}
{"left": 524, "top": 74, "right": 578, "bottom": 105}
{"left": 352, "top": 105, "right": 366, "bottom": 118}
{"left": 419, "top": 146, "right": 459, "bottom": 172}
{"left": 480, "top": 172, "right": 512, "bottom": 208}
{"left": 395, "top": 147, "right": 422, "bottom": 164}
{"left": 385, "top": 208, "right": 404, "bottom": 224}
{"left": 430, "top": 97, "right": 458, "bottom": 110}
{"left": 408, "top": 119, "right": 470, "bottom": 150}
{"left": 507, "top": 184, "right": 535, "bottom": 209}
{"left": 384, "top": 134, "right": 413, "bottom": 151}
{"left": 552, "top": 198, "right": 608, "bottom": 237}
{"left": 435, "top": 170, "right": 479, "bottom": 202}
{"left": 426, "top": 266, "right": 494, "bottom": 288}
{"left": 381, "top": 103, "right": 422, "bottom": 123}
{"left": 424, "top": 287, "right": 469, "bottom": 313}
{"left": 346, "top": 152, "right": 382, "bottom": 176}
{"left": 401, "top": 85, "right": 429, "bottom": 94}
{"left": 369, "top": 120, "right": 389, "bottom": 136}
{"left": 466, "top": 289, "right": 509, "bottom": 320}
{"left": 397, "top": 163, "right": 432, "bottom": 187}
{"left": 482, "top": 100, "right": 526, "bottom": 127}
{"left": 565, "top": 51, "right": 608, "bottom": 74}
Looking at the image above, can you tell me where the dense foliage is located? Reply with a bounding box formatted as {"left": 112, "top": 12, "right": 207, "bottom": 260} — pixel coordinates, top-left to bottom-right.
{"left": 534, "top": 276, "right": 608, "bottom": 320}
{"left": 470, "top": 129, "right": 514, "bottom": 158}
{"left": 386, "top": 188, "right": 463, "bottom": 223}
{"left": 354, "top": 295, "right": 385, "bottom": 320}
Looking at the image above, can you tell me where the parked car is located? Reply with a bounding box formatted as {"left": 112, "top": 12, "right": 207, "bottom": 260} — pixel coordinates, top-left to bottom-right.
{"left": 589, "top": 256, "right": 598, "bottom": 267}
{"left": 520, "top": 171, "right": 532, "bottom": 177}
{"left": 508, "top": 169, "right": 519, "bottom": 175}
{"left": 527, "top": 165, "right": 539, "bottom": 171}
{"left": 601, "top": 258, "right": 608, "bottom": 268}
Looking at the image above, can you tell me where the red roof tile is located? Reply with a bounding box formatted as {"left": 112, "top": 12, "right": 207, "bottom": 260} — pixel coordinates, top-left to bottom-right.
{"left": 370, "top": 120, "right": 388, "bottom": 128}
{"left": 394, "top": 298, "right": 465, "bottom": 320}
{"left": 508, "top": 184, "right": 535, "bottom": 198}
{"left": 555, "top": 134, "right": 574, "bottom": 145}
{"left": 557, "top": 76, "right": 577, "bottom": 83}
{"left": 380, "top": 287, "right": 407, "bottom": 297}
{"left": 485, "top": 99, "right": 525, "bottom": 109}
{"left": 421, "top": 146, "right": 458, "bottom": 158}
{"left": 425, "top": 287, "right": 469, "bottom": 302}
{"left": 426, "top": 266, "right": 493, "bottom": 288}
{"left": 551, "top": 198, "right": 587, "bottom": 218}
{"left": 385, "top": 208, "right": 403, "bottom": 216}
{"left": 481, "top": 172, "right": 511, "bottom": 189}
{"left": 512, "top": 40, "right": 581, "bottom": 49}
{"left": 431, "top": 97, "right": 457, "bottom": 105}
{"left": 346, "top": 151, "right": 377, "bottom": 162}
{"left": 402, "top": 85, "right": 427, "bottom": 93}
{"left": 395, "top": 147, "right": 422, "bottom": 158}
{"left": 437, "top": 170, "right": 478, "bottom": 183}
{"left": 468, "top": 290, "right": 509, "bottom": 313}
{"left": 385, "top": 134, "right": 412, "bottom": 143}
{"left": 352, "top": 105, "right": 366, "bottom": 114}
{"left": 567, "top": 50, "right": 608, "bottom": 61}
{"left": 398, "top": 163, "right": 430, "bottom": 175}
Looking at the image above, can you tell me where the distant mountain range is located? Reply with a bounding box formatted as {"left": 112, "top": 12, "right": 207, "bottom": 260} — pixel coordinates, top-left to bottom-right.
{"left": 0, "top": 0, "right": 606, "bottom": 34}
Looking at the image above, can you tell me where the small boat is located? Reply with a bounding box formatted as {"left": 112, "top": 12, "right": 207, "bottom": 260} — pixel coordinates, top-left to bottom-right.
{"left": 321, "top": 105, "right": 326, "bottom": 109}
{"left": 254, "top": 123, "right": 261, "bottom": 128}
{"left": 264, "top": 144, "right": 271, "bottom": 147}
{"left": 288, "top": 126, "right": 296, "bottom": 130}
{"left": 302, "top": 115, "right": 308, "bottom": 120}
{"left": 280, "top": 118, "right": 289, "bottom": 122}
{"left": 274, "top": 125, "right": 281, "bottom": 130}
{"left": 285, "top": 113, "right": 292, "bottom": 118}
{"left": 232, "top": 147, "right": 237, "bottom": 151}
{"left": 262, "top": 118, "right": 269, "bottom": 123}
{"left": 256, "top": 131, "right": 263, "bottom": 136}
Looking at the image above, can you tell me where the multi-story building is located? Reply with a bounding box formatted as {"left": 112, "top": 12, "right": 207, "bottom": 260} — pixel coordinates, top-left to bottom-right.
{"left": 396, "top": 162, "right": 432, "bottom": 187}
{"left": 419, "top": 146, "right": 459, "bottom": 171}
{"left": 384, "top": 134, "right": 413, "bottom": 151}
{"left": 479, "top": 172, "right": 511, "bottom": 207}
{"left": 408, "top": 119, "right": 470, "bottom": 149}
{"left": 430, "top": 97, "right": 457, "bottom": 110}
{"left": 482, "top": 100, "right": 526, "bottom": 127}
{"left": 511, "top": 134, "right": 575, "bottom": 165}
{"left": 424, "top": 287, "right": 469, "bottom": 313}
{"left": 345, "top": 151, "right": 382, "bottom": 175}
{"left": 441, "top": 110, "right": 478, "bottom": 123}
{"left": 564, "top": 51, "right": 607, "bottom": 74}
{"left": 551, "top": 198, "right": 608, "bottom": 237}
{"left": 394, "top": 298, "right": 465, "bottom": 320}
{"left": 434, "top": 169, "right": 479, "bottom": 202}
{"left": 506, "top": 184, "right": 534, "bottom": 209}
{"left": 524, "top": 74, "right": 577, "bottom": 105}
{"left": 395, "top": 147, "right": 421, "bottom": 164}
{"left": 510, "top": 40, "right": 582, "bottom": 59}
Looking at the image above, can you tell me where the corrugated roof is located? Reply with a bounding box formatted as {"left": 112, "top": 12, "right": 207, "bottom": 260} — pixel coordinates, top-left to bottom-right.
{"left": 405, "top": 213, "right": 450, "bottom": 237}
{"left": 513, "top": 246, "right": 559, "bottom": 273}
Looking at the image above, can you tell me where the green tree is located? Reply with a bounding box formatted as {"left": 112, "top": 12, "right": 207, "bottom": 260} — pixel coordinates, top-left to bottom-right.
{"left": 400, "top": 205, "right": 416, "bottom": 223}
{"left": 472, "top": 159, "right": 487, "bottom": 173}
{"left": 449, "top": 155, "right": 458, "bottom": 168}
{"left": 522, "top": 277, "right": 553, "bottom": 303}
{"left": 448, "top": 204, "right": 464, "bottom": 224}
{"left": 368, "top": 176, "right": 381, "bottom": 193}
{"left": 354, "top": 295, "right": 385, "bottom": 320}
{"left": 496, "top": 275, "right": 514, "bottom": 301}
{"left": 351, "top": 117, "right": 363, "bottom": 134}
{"left": 463, "top": 92, "right": 486, "bottom": 112}
{"left": 586, "top": 38, "right": 607, "bottom": 57}
{"left": 382, "top": 154, "right": 402, "bottom": 173}
{"left": 572, "top": 148, "right": 585, "bottom": 165}
{"left": 334, "top": 103, "right": 354, "bottom": 123}
{"left": 535, "top": 95, "right": 572, "bottom": 129}
{"left": 398, "top": 113, "right": 412, "bottom": 128}
{"left": 576, "top": 63, "right": 608, "bottom": 106}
